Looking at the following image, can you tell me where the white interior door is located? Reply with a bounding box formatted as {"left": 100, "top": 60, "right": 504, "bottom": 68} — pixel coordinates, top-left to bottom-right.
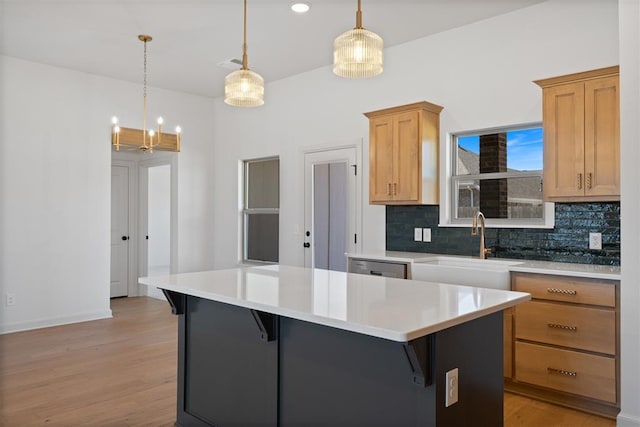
{"left": 304, "top": 147, "right": 360, "bottom": 270}
{"left": 147, "top": 164, "right": 171, "bottom": 276}
{"left": 111, "top": 165, "right": 129, "bottom": 297}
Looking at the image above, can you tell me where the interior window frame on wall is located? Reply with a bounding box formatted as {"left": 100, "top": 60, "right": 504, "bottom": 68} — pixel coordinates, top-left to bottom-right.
{"left": 442, "top": 123, "right": 554, "bottom": 229}
{"left": 242, "top": 156, "right": 280, "bottom": 264}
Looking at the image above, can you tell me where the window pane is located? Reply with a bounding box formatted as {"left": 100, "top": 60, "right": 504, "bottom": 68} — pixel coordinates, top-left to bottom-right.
{"left": 247, "top": 159, "right": 279, "bottom": 209}
{"left": 246, "top": 213, "right": 279, "bottom": 263}
{"left": 456, "top": 128, "right": 542, "bottom": 175}
{"left": 455, "top": 176, "right": 544, "bottom": 220}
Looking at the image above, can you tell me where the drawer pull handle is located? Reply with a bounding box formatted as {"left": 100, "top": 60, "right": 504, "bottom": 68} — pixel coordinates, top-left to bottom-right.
{"left": 547, "top": 367, "right": 577, "bottom": 378}
{"left": 547, "top": 323, "right": 578, "bottom": 332}
{"left": 546, "top": 288, "right": 577, "bottom": 295}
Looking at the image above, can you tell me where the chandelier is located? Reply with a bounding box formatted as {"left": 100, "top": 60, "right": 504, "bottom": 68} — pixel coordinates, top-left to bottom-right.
{"left": 224, "top": 0, "right": 265, "bottom": 107}
{"left": 333, "top": 0, "right": 383, "bottom": 78}
{"left": 111, "top": 35, "right": 181, "bottom": 152}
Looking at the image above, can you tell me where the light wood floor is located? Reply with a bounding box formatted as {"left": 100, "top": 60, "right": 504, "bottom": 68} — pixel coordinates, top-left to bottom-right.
{"left": 0, "top": 297, "right": 616, "bottom": 426}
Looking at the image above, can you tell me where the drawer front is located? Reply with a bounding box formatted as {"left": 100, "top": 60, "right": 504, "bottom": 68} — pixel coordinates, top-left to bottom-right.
{"left": 512, "top": 273, "right": 616, "bottom": 307}
{"left": 515, "top": 301, "right": 615, "bottom": 354}
{"left": 515, "top": 341, "right": 616, "bottom": 403}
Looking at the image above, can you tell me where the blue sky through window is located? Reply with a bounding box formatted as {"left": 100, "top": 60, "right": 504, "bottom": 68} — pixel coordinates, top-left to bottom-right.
{"left": 457, "top": 127, "right": 543, "bottom": 171}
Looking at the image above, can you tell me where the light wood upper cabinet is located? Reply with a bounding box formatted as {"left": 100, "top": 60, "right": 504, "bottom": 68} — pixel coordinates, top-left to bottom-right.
{"left": 535, "top": 66, "right": 619, "bottom": 202}
{"left": 365, "top": 101, "right": 443, "bottom": 205}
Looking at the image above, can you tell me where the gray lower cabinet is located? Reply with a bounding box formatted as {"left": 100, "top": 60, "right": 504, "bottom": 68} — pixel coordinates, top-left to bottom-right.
{"left": 170, "top": 294, "right": 504, "bottom": 427}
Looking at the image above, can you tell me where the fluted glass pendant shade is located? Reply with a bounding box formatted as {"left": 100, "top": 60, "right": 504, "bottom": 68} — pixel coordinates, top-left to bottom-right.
{"left": 333, "top": 0, "right": 383, "bottom": 78}
{"left": 333, "top": 28, "right": 383, "bottom": 78}
{"left": 225, "top": 69, "right": 264, "bottom": 107}
{"left": 224, "top": 0, "right": 265, "bottom": 107}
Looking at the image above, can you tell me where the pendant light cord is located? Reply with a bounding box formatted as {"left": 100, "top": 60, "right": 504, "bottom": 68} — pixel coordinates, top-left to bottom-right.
{"left": 143, "top": 38, "right": 148, "bottom": 147}
{"left": 242, "top": 0, "right": 249, "bottom": 69}
{"left": 355, "top": 0, "right": 362, "bottom": 29}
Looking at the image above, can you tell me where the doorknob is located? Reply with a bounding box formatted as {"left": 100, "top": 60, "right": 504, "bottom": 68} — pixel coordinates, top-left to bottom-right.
{"left": 121, "top": 235, "right": 129, "bottom": 241}
{"left": 303, "top": 242, "right": 310, "bottom": 248}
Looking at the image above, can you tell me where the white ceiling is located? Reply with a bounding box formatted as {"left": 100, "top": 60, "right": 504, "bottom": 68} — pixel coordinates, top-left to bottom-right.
{"left": 0, "top": 0, "right": 546, "bottom": 98}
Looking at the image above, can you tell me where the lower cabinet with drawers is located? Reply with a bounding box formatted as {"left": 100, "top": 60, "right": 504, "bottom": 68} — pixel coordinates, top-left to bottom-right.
{"left": 504, "top": 272, "right": 620, "bottom": 418}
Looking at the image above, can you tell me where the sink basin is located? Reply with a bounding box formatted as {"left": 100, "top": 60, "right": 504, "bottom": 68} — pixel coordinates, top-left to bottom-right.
{"left": 411, "top": 256, "right": 523, "bottom": 290}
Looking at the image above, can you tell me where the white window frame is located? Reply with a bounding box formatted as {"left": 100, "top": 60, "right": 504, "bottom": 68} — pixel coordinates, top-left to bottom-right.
{"left": 242, "top": 157, "right": 280, "bottom": 264}
{"left": 439, "top": 123, "right": 554, "bottom": 229}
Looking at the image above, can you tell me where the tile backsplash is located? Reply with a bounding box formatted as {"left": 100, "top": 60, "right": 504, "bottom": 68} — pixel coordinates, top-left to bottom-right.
{"left": 386, "top": 203, "right": 620, "bottom": 266}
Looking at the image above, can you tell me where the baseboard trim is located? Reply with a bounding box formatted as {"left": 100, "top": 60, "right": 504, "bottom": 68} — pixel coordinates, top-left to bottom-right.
{"left": 0, "top": 310, "right": 113, "bottom": 335}
{"left": 618, "top": 412, "right": 640, "bottom": 427}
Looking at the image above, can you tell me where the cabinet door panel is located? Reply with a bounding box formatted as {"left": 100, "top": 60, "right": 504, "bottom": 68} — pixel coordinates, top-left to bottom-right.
{"left": 515, "top": 301, "right": 615, "bottom": 355}
{"left": 393, "top": 111, "right": 420, "bottom": 202}
{"left": 585, "top": 76, "right": 620, "bottom": 197}
{"left": 515, "top": 341, "right": 616, "bottom": 404}
{"left": 369, "top": 117, "right": 395, "bottom": 202}
{"left": 543, "top": 82, "right": 585, "bottom": 199}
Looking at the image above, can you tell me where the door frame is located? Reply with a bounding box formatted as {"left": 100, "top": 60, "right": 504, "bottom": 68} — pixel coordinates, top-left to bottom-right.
{"left": 111, "top": 159, "right": 137, "bottom": 297}
{"left": 139, "top": 155, "right": 179, "bottom": 297}
{"left": 303, "top": 139, "right": 363, "bottom": 268}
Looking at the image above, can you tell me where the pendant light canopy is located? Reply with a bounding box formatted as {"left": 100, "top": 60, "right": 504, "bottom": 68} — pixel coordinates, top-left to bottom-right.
{"left": 225, "top": 0, "right": 264, "bottom": 107}
{"left": 333, "top": 0, "right": 383, "bottom": 78}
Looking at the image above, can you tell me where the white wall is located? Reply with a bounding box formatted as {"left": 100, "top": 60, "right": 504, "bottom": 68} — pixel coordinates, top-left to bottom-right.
{"left": 0, "top": 55, "right": 215, "bottom": 333}
{"left": 211, "top": 0, "right": 619, "bottom": 270}
{"left": 619, "top": 0, "right": 640, "bottom": 425}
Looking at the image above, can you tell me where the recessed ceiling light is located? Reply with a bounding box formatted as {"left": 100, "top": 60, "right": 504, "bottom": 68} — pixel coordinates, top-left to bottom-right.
{"left": 291, "top": 2, "right": 311, "bottom": 14}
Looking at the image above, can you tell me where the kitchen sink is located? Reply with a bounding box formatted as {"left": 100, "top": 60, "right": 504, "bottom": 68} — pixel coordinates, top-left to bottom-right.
{"left": 411, "top": 256, "right": 523, "bottom": 290}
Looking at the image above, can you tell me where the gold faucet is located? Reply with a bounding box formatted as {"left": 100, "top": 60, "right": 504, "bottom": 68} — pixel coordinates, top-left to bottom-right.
{"left": 471, "top": 211, "right": 492, "bottom": 259}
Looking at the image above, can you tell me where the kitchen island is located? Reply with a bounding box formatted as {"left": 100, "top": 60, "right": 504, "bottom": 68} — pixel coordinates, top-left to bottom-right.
{"left": 139, "top": 265, "right": 530, "bottom": 427}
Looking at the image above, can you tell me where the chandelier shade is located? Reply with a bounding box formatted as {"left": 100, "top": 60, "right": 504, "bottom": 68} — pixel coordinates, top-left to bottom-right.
{"left": 333, "top": 0, "right": 383, "bottom": 79}
{"left": 224, "top": 0, "right": 265, "bottom": 107}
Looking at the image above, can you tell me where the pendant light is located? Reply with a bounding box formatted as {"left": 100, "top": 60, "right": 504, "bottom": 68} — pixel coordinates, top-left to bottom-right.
{"left": 224, "top": 0, "right": 264, "bottom": 107}
{"left": 333, "top": 0, "right": 383, "bottom": 78}
{"left": 111, "top": 35, "right": 181, "bottom": 152}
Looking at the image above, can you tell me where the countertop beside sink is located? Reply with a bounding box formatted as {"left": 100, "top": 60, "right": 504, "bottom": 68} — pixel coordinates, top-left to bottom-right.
{"left": 346, "top": 251, "right": 621, "bottom": 281}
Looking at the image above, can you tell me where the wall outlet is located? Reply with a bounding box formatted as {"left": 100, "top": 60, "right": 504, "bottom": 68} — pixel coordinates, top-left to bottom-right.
{"left": 414, "top": 228, "right": 423, "bottom": 242}
{"left": 422, "top": 228, "right": 431, "bottom": 242}
{"left": 5, "top": 293, "right": 16, "bottom": 306}
{"left": 445, "top": 368, "right": 459, "bottom": 407}
{"left": 589, "top": 232, "right": 602, "bottom": 250}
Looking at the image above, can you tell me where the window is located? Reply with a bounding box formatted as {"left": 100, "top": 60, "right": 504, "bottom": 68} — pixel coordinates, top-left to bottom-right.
{"left": 243, "top": 158, "right": 279, "bottom": 263}
{"left": 448, "top": 124, "right": 553, "bottom": 228}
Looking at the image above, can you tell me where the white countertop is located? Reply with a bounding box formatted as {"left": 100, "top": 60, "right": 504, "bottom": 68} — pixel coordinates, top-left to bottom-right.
{"left": 139, "top": 265, "right": 530, "bottom": 342}
{"left": 347, "top": 251, "right": 621, "bottom": 280}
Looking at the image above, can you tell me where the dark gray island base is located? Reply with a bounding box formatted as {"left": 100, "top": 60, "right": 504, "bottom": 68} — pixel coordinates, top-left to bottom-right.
{"left": 164, "top": 292, "right": 504, "bottom": 427}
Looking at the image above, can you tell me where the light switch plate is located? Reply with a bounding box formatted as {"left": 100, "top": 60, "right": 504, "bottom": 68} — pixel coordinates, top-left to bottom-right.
{"left": 589, "top": 232, "right": 602, "bottom": 250}
{"left": 423, "top": 228, "right": 431, "bottom": 242}
{"left": 414, "top": 228, "right": 423, "bottom": 242}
